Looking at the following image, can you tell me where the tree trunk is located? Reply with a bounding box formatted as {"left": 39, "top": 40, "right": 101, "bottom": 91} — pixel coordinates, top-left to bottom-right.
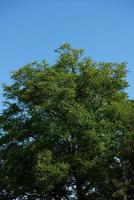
{"left": 75, "top": 176, "right": 85, "bottom": 200}
{"left": 124, "top": 194, "right": 127, "bottom": 200}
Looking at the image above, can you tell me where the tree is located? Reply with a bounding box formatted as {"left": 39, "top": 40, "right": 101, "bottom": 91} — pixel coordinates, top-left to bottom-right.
{"left": 0, "top": 43, "right": 133, "bottom": 199}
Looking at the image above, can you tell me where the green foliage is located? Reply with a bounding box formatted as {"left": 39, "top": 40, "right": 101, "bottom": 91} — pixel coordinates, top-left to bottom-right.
{"left": 36, "top": 150, "right": 69, "bottom": 192}
{"left": 0, "top": 43, "right": 133, "bottom": 199}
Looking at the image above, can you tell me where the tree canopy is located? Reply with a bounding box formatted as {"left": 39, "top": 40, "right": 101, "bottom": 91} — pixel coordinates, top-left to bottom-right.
{"left": 0, "top": 44, "right": 134, "bottom": 200}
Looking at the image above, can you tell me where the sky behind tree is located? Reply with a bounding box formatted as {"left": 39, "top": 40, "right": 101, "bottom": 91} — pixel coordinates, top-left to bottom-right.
{"left": 0, "top": 0, "right": 134, "bottom": 108}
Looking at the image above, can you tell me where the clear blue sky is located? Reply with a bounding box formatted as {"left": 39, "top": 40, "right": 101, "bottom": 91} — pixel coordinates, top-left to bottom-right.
{"left": 0, "top": 0, "right": 134, "bottom": 108}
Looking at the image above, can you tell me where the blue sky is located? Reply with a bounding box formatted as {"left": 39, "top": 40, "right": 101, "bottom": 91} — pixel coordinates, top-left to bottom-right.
{"left": 0, "top": 0, "right": 134, "bottom": 108}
